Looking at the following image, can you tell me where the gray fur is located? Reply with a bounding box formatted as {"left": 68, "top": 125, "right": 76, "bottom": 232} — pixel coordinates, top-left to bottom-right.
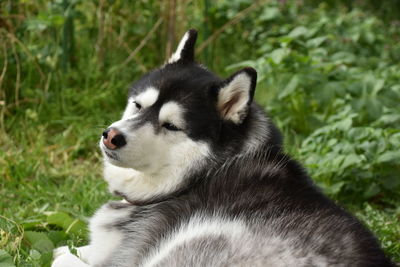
{"left": 52, "top": 29, "right": 394, "bottom": 267}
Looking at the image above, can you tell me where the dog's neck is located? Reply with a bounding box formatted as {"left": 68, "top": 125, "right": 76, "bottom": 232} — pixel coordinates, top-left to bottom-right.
{"left": 103, "top": 161, "right": 194, "bottom": 205}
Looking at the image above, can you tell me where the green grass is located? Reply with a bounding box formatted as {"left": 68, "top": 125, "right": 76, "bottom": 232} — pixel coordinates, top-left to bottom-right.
{"left": 1, "top": 0, "right": 400, "bottom": 265}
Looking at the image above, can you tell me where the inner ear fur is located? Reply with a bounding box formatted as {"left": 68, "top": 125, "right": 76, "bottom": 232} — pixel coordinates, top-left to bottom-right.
{"left": 216, "top": 67, "right": 257, "bottom": 124}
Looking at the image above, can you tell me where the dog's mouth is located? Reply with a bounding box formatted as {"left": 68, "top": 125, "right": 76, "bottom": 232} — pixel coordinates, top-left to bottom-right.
{"left": 104, "top": 149, "right": 119, "bottom": 161}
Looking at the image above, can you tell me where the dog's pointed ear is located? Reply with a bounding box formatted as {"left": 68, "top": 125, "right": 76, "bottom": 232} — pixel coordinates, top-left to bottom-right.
{"left": 168, "top": 29, "right": 198, "bottom": 64}
{"left": 214, "top": 67, "right": 257, "bottom": 124}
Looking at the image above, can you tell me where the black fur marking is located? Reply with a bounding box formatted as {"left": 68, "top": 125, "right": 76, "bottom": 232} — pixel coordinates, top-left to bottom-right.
{"left": 175, "top": 29, "right": 197, "bottom": 63}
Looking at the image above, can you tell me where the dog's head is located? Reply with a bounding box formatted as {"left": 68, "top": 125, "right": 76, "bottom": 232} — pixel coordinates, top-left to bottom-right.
{"left": 100, "top": 29, "right": 263, "bottom": 203}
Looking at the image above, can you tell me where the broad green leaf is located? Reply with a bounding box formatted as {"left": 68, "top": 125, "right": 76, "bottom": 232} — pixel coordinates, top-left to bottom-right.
{"left": 288, "top": 26, "right": 309, "bottom": 38}
{"left": 341, "top": 154, "right": 362, "bottom": 169}
{"left": 21, "top": 219, "right": 43, "bottom": 230}
{"left": 0, "top": 249, "right": 15, "bottom": 267}
{"left": 325, "top": 181, "right": 345, "bottom": 195}
{"left": 278, "top": 75, "right": 299, "bottom": 99}
{"left": 372, "top": 79, "right": 385, "bottom": 95}
{"left": 47, "top": 212, "right": 87, "bottom": 236}
{"left": 331, "top": 51, "right": 356, "bottom": 64}
{"left": 29, "top": 249, "right": 41, "bottom": 260}
{"left": 331, "top": 155, "right": 346, "bottom": 169}
{"left": 270, "top": 48, "right": 289, "bottom": 64}
{"left": 48, "top": 231, "right": 68, "bottom": 247}
{"left": 24, "top": 231, "right": 54, "bottom": 253}
{"left": 379, "top": 114, "right": 400, "bottom": 124}
{"left": 364, "top": 183, "right": 381, "bottom": 198}
{"left": 306, "top": 36, "right": 327, "bottom": 48}
{"left": 377, "top": 151, "right": 398, "bottom": 163}
{"left": 336, "top": 118, "right": 353, "bottom": 131}
{"left": 40, "top": 251, "right": 54, "bottom": 267}
{"left": 259, "top": 7, "right": 280, "bottom": 21}
{"left": 327, "top": 138, "right": 338, "bottom": 147}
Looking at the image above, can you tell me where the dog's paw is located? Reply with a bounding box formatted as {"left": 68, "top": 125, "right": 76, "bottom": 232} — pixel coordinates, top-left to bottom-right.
{"left": 52, "top": 247, "right": 89, "bottom": 267}
{"left": 53, "top": 246, "right": 70, "bottom": 260}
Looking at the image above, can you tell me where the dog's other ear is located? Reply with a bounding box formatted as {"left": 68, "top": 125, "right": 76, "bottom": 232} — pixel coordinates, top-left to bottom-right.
{"left": 168, "top": 29, "right": 198, "bottom": 64}
{"left": 215, "top": 67, "right": 257, "bottom": 124}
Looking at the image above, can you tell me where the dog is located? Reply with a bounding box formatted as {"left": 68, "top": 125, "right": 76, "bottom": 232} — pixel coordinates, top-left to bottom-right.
{"left": 52, "top": 29, "right": 394, "bottom": 267}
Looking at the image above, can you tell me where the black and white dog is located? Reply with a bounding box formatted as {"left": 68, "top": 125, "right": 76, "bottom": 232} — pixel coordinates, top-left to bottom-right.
{"left": 52, "top": 29, "right": 394, "bottom": 267}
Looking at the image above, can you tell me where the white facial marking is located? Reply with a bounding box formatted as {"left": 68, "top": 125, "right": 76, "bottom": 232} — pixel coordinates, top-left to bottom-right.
{"left": 102, "top": 94, "right": 211, "bottom": 203}
{"left": 168, "top": 32, "right": 189, "bottom": 64}
{"left": 135, "top": 87, "right": 159, "bottom": 107}
{"left": 103, "top": 135, "right": 210, "bottom": 202}
{"left": 122, "top": 87, "right": 159, "bottom": 119}
{"left": 218, "top": 73, "right": 252, "bottom": 124}
{"left": 159, "top": 102, "right": 185, "bottom": 129}
{"left": 122, "top": 98, "right": 138, "bottom": 120}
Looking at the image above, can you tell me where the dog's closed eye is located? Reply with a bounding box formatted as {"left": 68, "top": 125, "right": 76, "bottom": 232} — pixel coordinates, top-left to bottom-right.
{"left": 162, "top": 122, "right": 180, "bottom": 131}
{"left": 133, "top": 101, "right": 142, "bottom": 110}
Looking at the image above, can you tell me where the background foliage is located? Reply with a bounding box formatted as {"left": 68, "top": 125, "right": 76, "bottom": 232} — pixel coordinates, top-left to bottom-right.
{"left": 0, "top": 0, "right": 399, "bottom": 265}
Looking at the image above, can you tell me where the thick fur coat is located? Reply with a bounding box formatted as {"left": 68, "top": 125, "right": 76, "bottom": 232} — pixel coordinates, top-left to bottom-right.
{"left": 52, "top": 29, "right": 394, "bottom": 267}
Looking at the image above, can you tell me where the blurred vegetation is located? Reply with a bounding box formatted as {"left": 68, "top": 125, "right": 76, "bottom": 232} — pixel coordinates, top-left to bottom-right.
{"left": 0, "top": 0, "right": 399, "bottom": 265}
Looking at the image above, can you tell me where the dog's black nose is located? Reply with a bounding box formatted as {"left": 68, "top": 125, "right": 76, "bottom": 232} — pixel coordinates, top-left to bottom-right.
{"left": 102, "top": 128, "right": 126, "bottom": 150}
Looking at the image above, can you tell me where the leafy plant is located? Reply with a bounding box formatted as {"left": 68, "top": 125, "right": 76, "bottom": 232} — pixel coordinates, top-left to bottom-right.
{"left": 1, "top": 0, "right": 399, "bottom": 264}
{"left": 230, "top": 4, "right": 400, "bottom": 203}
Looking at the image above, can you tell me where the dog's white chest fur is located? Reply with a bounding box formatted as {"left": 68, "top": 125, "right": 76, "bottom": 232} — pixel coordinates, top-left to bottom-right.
{"left": 88, "top": 202, "right": 133, "bottom": 265}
